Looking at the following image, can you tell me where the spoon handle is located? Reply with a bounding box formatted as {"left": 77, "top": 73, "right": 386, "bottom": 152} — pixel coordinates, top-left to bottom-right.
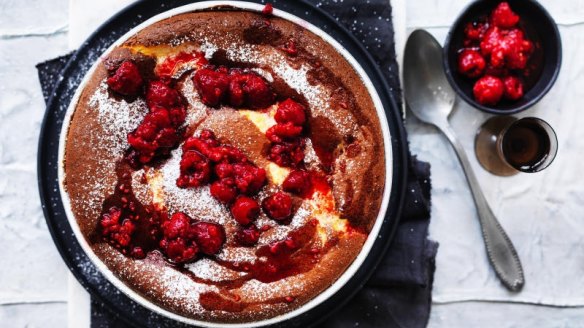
{"left": 440, "top": 122, "right": 524, "bottom": 292}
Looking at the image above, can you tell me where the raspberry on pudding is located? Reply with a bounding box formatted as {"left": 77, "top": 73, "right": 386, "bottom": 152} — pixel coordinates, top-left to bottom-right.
{"left": 262, "top": 191, "right": 294, "bottom": 222}
{"left": 106, "top": 60, "right": 144, "bottom": 96}
{"left": 231, "top": 196, "right": 260, "bottom": 226}
{"left": 282, "top": 170, "right": 312, "bottom": 197}
{"left": 62, "top": 6, "right": 385, "bottom": 324}
{"left": 193, "top": 66, "right": 275, "bottom": 109}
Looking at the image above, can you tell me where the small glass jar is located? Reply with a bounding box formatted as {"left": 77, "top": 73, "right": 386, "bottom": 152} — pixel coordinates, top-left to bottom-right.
{"left": 475, "top": 116, "right": 558, "bottom": 176}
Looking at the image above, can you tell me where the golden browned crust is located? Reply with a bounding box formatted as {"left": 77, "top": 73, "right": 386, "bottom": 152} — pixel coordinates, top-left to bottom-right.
{"left": 63, "top": 8, "right": 385, "bottom": 323}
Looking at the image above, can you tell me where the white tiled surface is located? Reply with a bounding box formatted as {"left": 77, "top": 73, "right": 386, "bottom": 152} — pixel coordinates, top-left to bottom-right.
{"left": 0, "top": 0, "right": 69, "bottom": 325}
{"left": 1, "top": 0, "right": 584, "bottom": 326}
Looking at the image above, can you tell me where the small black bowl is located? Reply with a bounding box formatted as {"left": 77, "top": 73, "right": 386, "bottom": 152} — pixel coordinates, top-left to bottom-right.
{"left": 443, "top": 0, "right": 562, "bottom": 115}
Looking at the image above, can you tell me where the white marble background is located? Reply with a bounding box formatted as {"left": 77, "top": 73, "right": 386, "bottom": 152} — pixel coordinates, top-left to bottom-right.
{"left": 1, "top": 0, "right": 584, "bottom": 326}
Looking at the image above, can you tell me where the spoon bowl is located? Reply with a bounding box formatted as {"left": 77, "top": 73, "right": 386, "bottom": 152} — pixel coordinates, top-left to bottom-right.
{"left": 404, "top": 30, "right": 456, "bottom": 126}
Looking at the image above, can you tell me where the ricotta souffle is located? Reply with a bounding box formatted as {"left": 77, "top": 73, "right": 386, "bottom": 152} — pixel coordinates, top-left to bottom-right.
{"left": 62, "top": 4, "right": 386, "bottom": 324}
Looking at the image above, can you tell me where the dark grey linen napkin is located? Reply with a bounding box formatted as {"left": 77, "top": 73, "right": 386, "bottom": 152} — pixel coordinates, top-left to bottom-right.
{"left": 37, "top": 1, "right": 437, "bottom": 327}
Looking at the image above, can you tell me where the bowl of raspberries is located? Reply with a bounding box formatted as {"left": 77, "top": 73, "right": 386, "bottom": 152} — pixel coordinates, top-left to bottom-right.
{"left": 443, "top": 0, "right": 561, "bottom": 114}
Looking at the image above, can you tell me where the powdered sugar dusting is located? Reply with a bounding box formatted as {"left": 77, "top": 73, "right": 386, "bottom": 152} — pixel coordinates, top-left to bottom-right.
{"left": 157, "top": 148, "right": 231, "bottom": 224}
{"left": 157, "top": 265, "right": 210, "bottom": 313}
{"left": 187, "top": 258, "right": 245, "bottom": 281}
{"left": 258, "top": 204, "right": 312, "bottom": 245}
{"left": 89, "top": 81, "right": 148, "bottom": 156}
{"left": 199, "top": 39, "right": 218, "bottom": 60}
{"left": 250, "top": 67, "right": 274, "bottom": 82}
{"left": 178, "top": 74, "right": 210, "bottom": 126}
{"left": 303, "top": 138, "right": 321, "bottom": 171}
{"left": 239, "top": 278, "right": 300, "bottom": 302}
{"left": 216, "top": 246, "right": 257, "bottom": 263}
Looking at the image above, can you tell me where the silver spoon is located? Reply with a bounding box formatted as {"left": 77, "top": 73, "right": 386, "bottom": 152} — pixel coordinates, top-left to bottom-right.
{"left": 403, "top": 29, "right": 524, "bottom": 291}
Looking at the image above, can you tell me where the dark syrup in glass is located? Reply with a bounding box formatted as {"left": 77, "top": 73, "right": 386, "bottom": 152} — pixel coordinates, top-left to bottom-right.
{"left": 502, "top": 120, "right": 551, "bottom": 172}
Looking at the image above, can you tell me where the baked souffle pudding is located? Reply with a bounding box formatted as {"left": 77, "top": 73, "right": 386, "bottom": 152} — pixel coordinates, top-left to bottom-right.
{"left": 62, "top": 4, "right": 386, "bottom": 324}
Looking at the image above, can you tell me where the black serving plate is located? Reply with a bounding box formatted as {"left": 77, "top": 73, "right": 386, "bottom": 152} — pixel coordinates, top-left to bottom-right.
{"left": 37, "top": 0, "right": 408, "bottom": 327}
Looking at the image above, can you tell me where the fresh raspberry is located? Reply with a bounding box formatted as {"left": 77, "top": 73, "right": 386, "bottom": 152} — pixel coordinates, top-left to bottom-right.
{"left": 268, "top": 237, "right": 299, "bottom": 255}
{"left": 183, "top": 131, "right": 219, "bottom": 158}
{"left": 192, "top": 221, "right": 226, "bottom": 255}
{"left": 214, "top": 162, "right": 234, "bottom": 179}
{"left": 464, "top": 22, "right": 487, "bottom": 42}
{"left": 193, "top": 67, "right": 230, "bottom": 107}
{"left": 199, "top": 129, "right": 218, "bottom": 142}
{"left": 282, "top": 170, "right": 312, "bottom": 196}
{"left": 128, "top": 110, "right": 173, "bottom": 146}
{"left": 145, "top": 81, "right": 182, "bottom": 108}
{"left": 228, "top": 71, "right": 275, "bottom": 109}
{"left": 268, "top": 140, "right": 305, "bottom": 168}
{"left": 262, "top": 192, "right": 293, "bottom": 221}
{"left": 100, "top": 207, "right": 123, "bottom": 236}
{"left": 208, "top": 145, "right": 247, "bottom": 163}
{"left": 161, "top": 212, "right": 194, "bottom": 240}
{"left": 100, "top": 206, "right": 136, "bottom": 248}
{"left": 274, "top": 99, "right": 306, "bottom": 125}
{"left": 503, "top": 76, "right": 524, "bottom": 100}
{"left": 130, "top": 246, "right": 146, "bottom": 259}
{"left": 480, "top": 26, "right": 533, "bottom": 70}
{"left": 176, "top": 150, "right": 211, "bottom": 188}
{"left": 235, "top": 225, "right": 261, "bottom": 246}
{"left": 231, "top": 149, "right": 247, "bottom": 164}
{"left": 230, "top": 196, "right": 260, "bottom": 226}
{"left": 521, "top": 39, "right": 533, "bottom": 54}
{"left": 266, "top": 123, "right": 303, "bottom": 143}
{"left": 490, "top": 30, "right": 516, "bottom": 68}
{"left": 505, "top": 29, "right": 532, "bottom": 69}
{"left": 127, "top": 109, "right": 180, "bottom": 164}
{"left": 241, "top": 72, "right": 275, "bottom": 109}
{"left": 183, "top": 136, "right": 213, "bottom": 157}
{"left": 161, "top": 238, "right": 199, "bottom": 263}
{"left": 233, "top": 163, "right": 267, "bottom": 194}
{"left": 473, "top": 75, "right": 504, "bottom": 105}
{"left": 262, "top": 3, "right": 273, "bottom": 15}
{"left": 491, "top": 2, "right": 519, "bottom": 28}
{"left": 207, "top": 146, "right": 227, "bottom": 163}
{"left": 281, "top": 40, "right": 298, "bottom": 56}
{"left": 489, "top": 45, "right": 508, "bottom": 69}
{"left": 458, "top": 49, "right": 486, "bottom": 79}
{"left": 227, "top": 71, "right": 247, "bottom": 107}
{"left": 106, "top": 61, "right": 144, "bottom": 96}
{"left": 480, "top": 26, "right": 503, "bottom": 57}
{"left": 165, "top": 106, "right": 187, "bottom": 128}
{"left": 159, "top": 212, "right": 198, "bottom": 263}
{"left": 210, "top": 179, "right": 238, "bottom": 203}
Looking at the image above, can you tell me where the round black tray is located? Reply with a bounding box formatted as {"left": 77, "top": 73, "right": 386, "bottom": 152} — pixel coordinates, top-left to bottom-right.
{"left": 37, "top": 0, "right": 408, "bottom": 327}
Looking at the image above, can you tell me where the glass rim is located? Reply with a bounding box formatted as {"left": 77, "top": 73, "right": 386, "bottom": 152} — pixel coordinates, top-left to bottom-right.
{"left": 499, "top": 116, "right": 559, "bottom": 173}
